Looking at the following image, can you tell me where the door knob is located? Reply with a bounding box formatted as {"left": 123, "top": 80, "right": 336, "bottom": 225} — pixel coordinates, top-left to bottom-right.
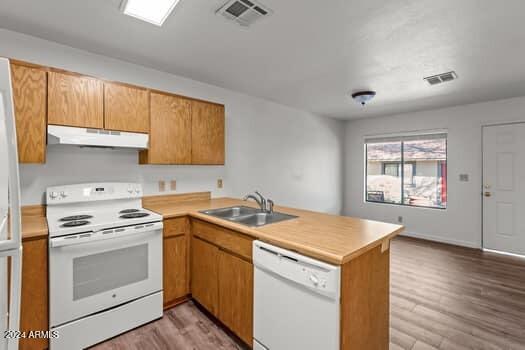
{"left": 484, "top": 192, "right": 491, "bottom": 197}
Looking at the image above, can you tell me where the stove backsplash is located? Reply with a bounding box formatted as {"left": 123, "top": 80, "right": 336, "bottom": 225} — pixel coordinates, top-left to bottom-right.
{"left": 19, "top": 146, "right": 227, "bottom": 205}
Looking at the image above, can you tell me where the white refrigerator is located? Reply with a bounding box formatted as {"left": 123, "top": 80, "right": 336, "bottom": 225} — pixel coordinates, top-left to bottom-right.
{"left": 0, "top": 58, "right": 23, "bottom": 350}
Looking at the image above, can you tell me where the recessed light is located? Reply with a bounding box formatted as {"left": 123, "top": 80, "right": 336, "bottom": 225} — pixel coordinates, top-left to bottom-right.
{"left": 121, "top": 0, "right": 181, "bottom": 26}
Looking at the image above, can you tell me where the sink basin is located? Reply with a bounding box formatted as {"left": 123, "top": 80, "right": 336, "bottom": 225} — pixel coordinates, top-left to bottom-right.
{"left": 229, "top": 212, "right": 298, "bottom": 227}
{"left": 201, "top": 206, "right": 260, "bottom": 218}
{"left": 200, "top": 206, "right": 297, "bottom": 227}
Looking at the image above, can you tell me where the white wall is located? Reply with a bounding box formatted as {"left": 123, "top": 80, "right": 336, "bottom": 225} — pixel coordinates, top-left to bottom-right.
{"left": 344, "top": 96, "right": 525, "bottom": 248}
{"left": 0, "top": 29, "right": 344, "bottom": 213}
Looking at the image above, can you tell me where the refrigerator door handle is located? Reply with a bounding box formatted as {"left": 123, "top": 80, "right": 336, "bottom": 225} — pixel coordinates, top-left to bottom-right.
{"left": 0, "top": 58, "right": 23, "bottom": 350}
{"left": 0, "top": 247, "right": 22, "bottom": 350}
{"left": 0, "top": 215, "right": 7, "bottom": 237}
{"left": 0, "top": 59, "right": 22, "bottom": 251}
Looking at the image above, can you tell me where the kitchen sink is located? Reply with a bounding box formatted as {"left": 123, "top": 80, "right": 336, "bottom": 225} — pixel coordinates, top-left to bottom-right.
{"left": 229, "top": 212, "right": 297, "bottom": 227}
{"left": 200, "top": 206, "right": 297, "bottom": 227}
{"left": 201, "top": 206, "right": 260, "bottom": 218}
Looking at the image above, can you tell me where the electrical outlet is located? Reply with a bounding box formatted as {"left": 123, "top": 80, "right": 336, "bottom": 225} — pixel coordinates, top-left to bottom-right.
{"left": 217, "top": 179, "right": 223, "bottom": 189}
{"left": 398, "top": 216, "right": 403, "bottom": 223}
{"left": 158, "top": 180, "right": 165, "bottom": 192}
{"left": 170, "top": 180, "right": 176, "bottom": 191}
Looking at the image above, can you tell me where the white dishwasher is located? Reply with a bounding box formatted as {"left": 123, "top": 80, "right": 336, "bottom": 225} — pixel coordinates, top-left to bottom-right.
{"left": 253, "top": 240, "right": 341, "bottom": 350}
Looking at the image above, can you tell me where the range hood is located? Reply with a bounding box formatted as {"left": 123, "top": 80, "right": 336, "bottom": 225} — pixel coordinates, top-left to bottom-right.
{"left": 47, "top": 125, "right": 148, "bottom": 149}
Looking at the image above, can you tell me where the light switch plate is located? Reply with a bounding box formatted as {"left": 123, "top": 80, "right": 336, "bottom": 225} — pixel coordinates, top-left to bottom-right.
{"left": 459, "top": 174, "right": 469, "bottom": 182}
{"left": 158, "top": 180, "right": 165, "bottom": 192}
{"left": 217, "top": 179, "right": 223, "bottom": 189}
{"left": 170, "top": 180, "right": 176, "bottom": 191}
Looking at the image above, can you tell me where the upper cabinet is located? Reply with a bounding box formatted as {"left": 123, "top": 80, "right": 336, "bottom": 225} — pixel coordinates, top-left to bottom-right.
{"left": 104, "top": 82, "right": 149, "bottom": 133}
{"left": 10, "top": 63, "right": 47, "bottom": 163}
{"left": 191, "top": 100, "right": 225, "bottom": 165}
{"left": 139, "top": 92, "right": 192, "bottom": 164}
{"left": 48, "top": 71, "right": 103, "bottom": 128}
{"left": 8, "top": 59, "right": 225, "bottom": 165}
{"left": 140, "top": 94, "right": 225, "bottom": 165}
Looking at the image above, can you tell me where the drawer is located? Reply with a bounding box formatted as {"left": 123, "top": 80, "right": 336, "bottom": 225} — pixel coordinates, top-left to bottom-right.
{"left": 164, "top": 217, "right": 189, "bottom": 238}
{"left": 191, "top": 219, "right": 253, "bottom": 261}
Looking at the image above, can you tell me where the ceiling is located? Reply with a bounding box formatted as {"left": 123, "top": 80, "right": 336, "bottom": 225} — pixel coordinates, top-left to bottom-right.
{"left": 1, "top": 0, "right": 525, "bottom": 120}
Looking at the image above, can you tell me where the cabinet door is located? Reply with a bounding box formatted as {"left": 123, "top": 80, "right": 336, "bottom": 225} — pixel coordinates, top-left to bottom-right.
{"left": 48, "top": 71, "right": 103, "bottom": 128}
{"left": 10, "top": 64, "right": 47, "bottom": 163}
{"left": 218, "top": 251, "right": 253, "bottom": 344}
{"left": 104, "top": 82, "right": 149, "bottom": 133}
{"left": 191, "top": 236, "right": 219, "bottom": 315}
{"left": 163, "top": 235, "right": 188, "bottom": 308}
{"left": 140, "top": 92, "right": 191, "bottom": 164}
{"left": 191, "top": 100, "right": 225, "bottom": 165}
{"left": 20, "top": 238, "right": 48, "bottom": 350}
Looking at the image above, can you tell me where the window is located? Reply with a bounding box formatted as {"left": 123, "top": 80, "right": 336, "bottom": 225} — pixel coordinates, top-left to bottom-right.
{"left": 365, "top": 132, "right": 447, "bottom": 209}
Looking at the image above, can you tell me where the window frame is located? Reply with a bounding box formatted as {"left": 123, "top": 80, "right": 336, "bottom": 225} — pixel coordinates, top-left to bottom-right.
{"left": 364, "top": 133, "right": 447, "bottom": 210}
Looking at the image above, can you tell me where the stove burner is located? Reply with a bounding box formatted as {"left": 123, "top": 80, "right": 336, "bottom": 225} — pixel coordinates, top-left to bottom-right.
{"left": 119, "top": 209, "right": 140, "bottom": 214}
{"left": 61, "top": 220, "right": 90, "bottom": 227}
{"left": 60, "top": 215, "right": 93, "bottom": 222}
{"left": 120, "top": 212, "right": 150, "bottom": 219}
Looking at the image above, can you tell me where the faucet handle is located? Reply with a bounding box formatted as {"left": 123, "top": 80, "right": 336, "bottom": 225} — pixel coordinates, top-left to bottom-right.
{"left": 266, "top": 199, "right": 274, "bottom": 213}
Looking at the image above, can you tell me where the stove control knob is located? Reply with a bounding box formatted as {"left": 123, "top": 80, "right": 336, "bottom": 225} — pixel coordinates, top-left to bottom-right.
{"left": 60, "top": 191, "right": 67, "bottom": 198}
{"left": 135, "top": 188, "right": 141, "bottom": 194}
{"left": 127, "top": 188, "right": 133, "bottom": 194}
{"left": 50, "top": 191, "right": 58, "bottom": 199}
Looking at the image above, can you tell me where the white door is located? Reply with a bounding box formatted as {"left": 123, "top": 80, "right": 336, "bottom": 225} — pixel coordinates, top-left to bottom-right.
{"left": 483, "top": 123, "right": 525, "bottom": 255}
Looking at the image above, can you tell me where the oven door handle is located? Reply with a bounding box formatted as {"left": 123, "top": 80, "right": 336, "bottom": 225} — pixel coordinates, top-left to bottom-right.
{"left": 50, "top": 221, "right": 163, "bottom": 248}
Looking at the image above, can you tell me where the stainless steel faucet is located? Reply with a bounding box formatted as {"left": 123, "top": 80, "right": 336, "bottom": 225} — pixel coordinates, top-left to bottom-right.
{"left": 243, "top": 191, "right": 273, "bottom": 213}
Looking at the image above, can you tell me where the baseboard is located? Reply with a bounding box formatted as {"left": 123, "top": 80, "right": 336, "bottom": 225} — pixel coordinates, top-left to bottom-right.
{"left": 400, "top": 231, "right": 481, "bottom": 249}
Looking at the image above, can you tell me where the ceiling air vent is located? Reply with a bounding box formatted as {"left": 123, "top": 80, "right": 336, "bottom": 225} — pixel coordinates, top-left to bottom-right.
{"left": 424, "top": 71, "right": 458, "bottom": 85}
{"left": 216, "top": 0, "right": 273, "bottom": 27}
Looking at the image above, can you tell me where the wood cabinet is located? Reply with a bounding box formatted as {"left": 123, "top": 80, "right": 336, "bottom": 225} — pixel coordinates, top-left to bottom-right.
{"left": 163, "top": 235, "right": 189, "bottom": 308}
{"left": 192, "top": 219, "right": 252, "bottom": 260}
{"left": 139, "top": 92, "right": 192, "bottom": 164}
{"left": 218, "top": 250, "right": 253, "bottom": 344}
{"left": 104, "top": 82, "right": 149, "bottom": 133}
{"left": 19, "top": 237, "right": 48, "bottom": 350}
{"left": 9, "top": 59, "right": 225, "bottom": 166}
{"left": 191, "top": 236, "right": 219, "bottom": 315}
{"left": 48, "top": 71, "right": 103, "bottom": 128}
{"left": 163, "top": 217, "right": 190, "bottom": 308}
{"left": 191, "top": 100, "right": 225, "bottom": 165}
{"left": 10, "top": 63, "right": 47, "bottom": 163}
{"left": 190, "top": 219, "right": 253, "bottom": 344}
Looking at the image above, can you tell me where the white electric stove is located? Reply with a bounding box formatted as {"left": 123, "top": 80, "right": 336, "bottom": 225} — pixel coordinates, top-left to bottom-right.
{"left": 46, "top": 183, "right": 163, "bottom": 350}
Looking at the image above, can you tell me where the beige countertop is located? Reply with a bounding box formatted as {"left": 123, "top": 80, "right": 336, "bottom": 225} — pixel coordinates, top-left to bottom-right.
{"left": 145, "top": 197, "right": 404, "bottom": 265}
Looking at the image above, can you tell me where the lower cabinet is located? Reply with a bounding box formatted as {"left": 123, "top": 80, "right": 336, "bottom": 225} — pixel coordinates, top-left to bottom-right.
{"left": 217, "top": 250, "right": 253, "bottom": 345}
{"left": 20, "top": 237, "right": 48, "bottom": 350}
{"left": 191, "top": 236, "right": 219, "bottom": 315}
{"left": 163, "top": 234, "right": 189, "bottom": 308}
{"left": 190, "top": 220, "right": 254, "bottom": 345}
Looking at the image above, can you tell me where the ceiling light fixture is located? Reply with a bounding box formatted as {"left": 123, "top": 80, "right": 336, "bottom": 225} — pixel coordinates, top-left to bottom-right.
{"left": 351, "top": 91, "right": 376, "bottom": 106}
{"left": 121, "top": 0, "right": 181, "bottom": 26}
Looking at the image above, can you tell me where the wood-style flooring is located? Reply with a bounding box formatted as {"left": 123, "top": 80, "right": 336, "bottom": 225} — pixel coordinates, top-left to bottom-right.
{"left": 92, "top": 236, "right": 525, "bottom": 350}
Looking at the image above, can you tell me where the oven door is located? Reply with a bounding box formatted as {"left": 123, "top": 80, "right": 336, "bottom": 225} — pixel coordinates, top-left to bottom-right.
{"left": 49, "top": 222, "right": 163, "bottom": 327}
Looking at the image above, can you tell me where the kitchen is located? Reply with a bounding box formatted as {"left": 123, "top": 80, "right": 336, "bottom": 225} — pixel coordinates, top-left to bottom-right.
{"left": 1, "top": 1, "right": 525, "bottom": 350}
